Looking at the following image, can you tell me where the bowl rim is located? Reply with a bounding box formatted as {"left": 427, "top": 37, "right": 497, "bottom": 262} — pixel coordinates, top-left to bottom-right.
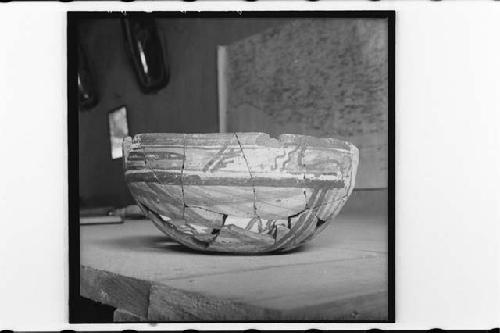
{"left": 124, "top": 132, "right": 359, "bottom": 154}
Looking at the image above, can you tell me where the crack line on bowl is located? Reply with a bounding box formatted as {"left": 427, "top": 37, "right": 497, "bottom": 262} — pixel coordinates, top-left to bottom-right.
{"left": 298, "top": 141, "right": 309, "bottom": 211}
{"left": 180, "top": 134, "right": 186, "bottom": 220}
{"left": 234, "top": 132, "right": 261, "bottom": 224}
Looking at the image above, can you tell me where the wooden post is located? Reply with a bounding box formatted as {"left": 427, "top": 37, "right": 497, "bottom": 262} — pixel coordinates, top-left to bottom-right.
{"left": 217, "top": 45, "right": 228, "bottom": 133}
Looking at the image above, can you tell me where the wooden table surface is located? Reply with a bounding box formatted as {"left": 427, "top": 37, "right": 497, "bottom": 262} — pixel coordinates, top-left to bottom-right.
{"left": 80, "top": 213, "right": 388, "bottom": 322}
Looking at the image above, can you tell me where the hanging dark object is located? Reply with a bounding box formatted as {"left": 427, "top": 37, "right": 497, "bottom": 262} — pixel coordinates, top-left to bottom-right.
{"left": 78, "top": 44, "right": 99, "bottom": 110}
{"left": 122, "top": 16, "right": 169, "bottom": 94}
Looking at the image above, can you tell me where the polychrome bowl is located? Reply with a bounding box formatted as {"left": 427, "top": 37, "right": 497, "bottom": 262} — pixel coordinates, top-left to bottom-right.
{"left": 123, "top": 132, "right": 358, "bottom": 253}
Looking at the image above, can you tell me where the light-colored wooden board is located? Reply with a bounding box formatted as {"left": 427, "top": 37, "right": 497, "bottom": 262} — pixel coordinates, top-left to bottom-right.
{"left": 147, "top": 283, "right": 280, "bottom": 321}
{"left": 80, "top": 266, "right": 151, "bottom": 318}
{"left": 80, "top": 215, "right": 123, "bottom": 225}
{"left": 113, "top": 308, "right": 147, "bottom": 322}
{"left": 217, "top": 45, "right": 229, "bottom": 133}
{"left": 80, "top": 191, "right": 388, "bottom": 320}
{"left": 160, "top": 256, "right": 387, "bottom": 320}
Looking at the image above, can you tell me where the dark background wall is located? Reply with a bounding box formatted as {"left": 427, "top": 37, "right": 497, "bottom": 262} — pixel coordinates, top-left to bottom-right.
{"left": 78, "top": 18, "right": 289, "bottom": 207}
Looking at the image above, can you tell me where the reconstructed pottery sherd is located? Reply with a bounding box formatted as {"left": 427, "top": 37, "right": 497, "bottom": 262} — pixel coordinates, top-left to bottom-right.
{"left": 123, "top": 133, "right": 358, "bottom": 253}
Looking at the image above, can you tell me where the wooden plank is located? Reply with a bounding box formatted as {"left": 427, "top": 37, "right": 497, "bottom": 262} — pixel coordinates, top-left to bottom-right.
{"left": 113, "top": 308, "right": 147, "bottom": 322}
{"left": 217, "top": 45, "right": 228, "bottom": 133}
{"left": 80, "top": 266, "right": 151, "bottom": 318}
{"left": 80, "top": 215, "right": 123, "bottom": 225}
{"left": 81, "top": 256, "right": 386, "bottom": 321}
{"left": 159, "top": 255, "right": 387, "bottom": 320}
{"left": 147, "top": 283, "right": 279, "bottom": 321}
{"left": 283, "top": 291, "right": 388, "bottom": 320}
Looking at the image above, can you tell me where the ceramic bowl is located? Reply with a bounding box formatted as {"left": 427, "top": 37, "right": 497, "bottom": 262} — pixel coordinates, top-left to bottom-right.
{"left": 123, "top": 132, "right": 358, "bottom": 253}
